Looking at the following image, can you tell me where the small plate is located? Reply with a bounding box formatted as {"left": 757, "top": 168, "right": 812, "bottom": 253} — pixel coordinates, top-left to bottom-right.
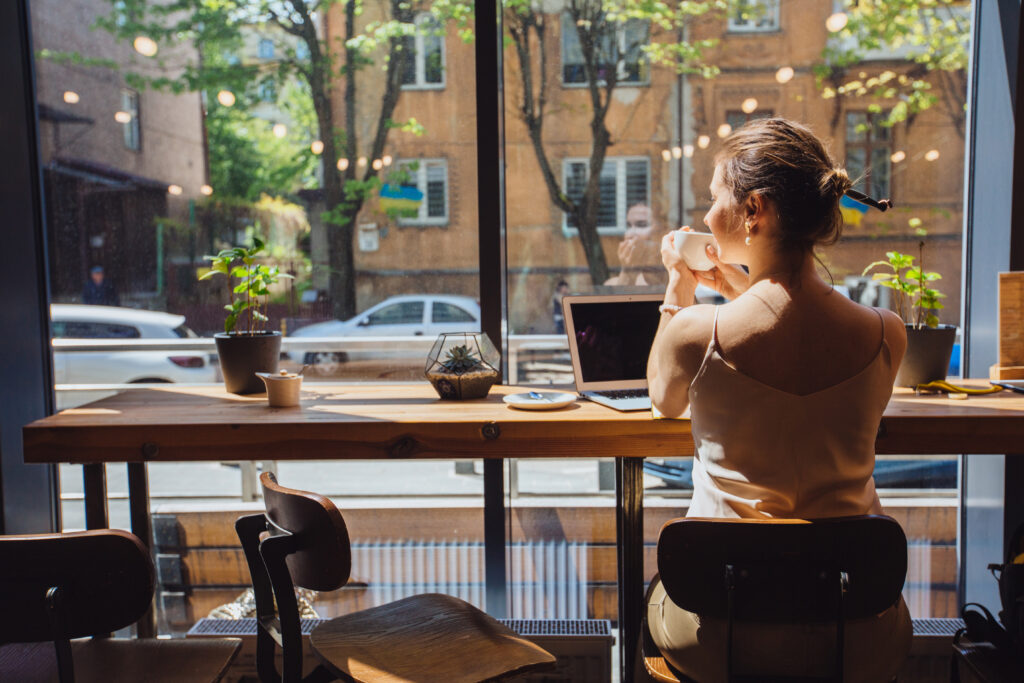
{"left": 503, "top": 392, "right": 577, "bottom": 411}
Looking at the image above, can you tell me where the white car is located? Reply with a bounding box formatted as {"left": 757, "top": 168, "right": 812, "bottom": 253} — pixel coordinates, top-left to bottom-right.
{"left": 51, "top": 304, "right": 216, "bottom": 385}
{"left": 290, "top": 294, "right": 481, "bottom": 375}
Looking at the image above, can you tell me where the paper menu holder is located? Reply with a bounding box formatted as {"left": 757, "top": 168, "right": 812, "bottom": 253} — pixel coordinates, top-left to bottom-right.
{"left": 990, "top": 272, "right": 1024, "bottom": 380}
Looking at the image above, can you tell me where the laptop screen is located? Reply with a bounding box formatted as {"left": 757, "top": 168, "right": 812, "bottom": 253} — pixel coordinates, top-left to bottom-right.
{"left": 565, "top": 296, "right": 662, "bottom": 384}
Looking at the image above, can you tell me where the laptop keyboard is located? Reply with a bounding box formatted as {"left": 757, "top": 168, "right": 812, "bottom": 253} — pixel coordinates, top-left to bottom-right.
{"left": 594, "top": 389, "right": 649, "bottom": 399}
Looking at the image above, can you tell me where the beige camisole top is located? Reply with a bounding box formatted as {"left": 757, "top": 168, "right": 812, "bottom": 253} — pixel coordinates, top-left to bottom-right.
{"left": 686, "top": 307, "right": 892, "bottom": 520}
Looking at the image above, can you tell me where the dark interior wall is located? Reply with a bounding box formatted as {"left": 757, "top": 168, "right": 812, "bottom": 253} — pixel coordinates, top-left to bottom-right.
{"left": 0, "top": 0, "right": 59, "bottom": 534}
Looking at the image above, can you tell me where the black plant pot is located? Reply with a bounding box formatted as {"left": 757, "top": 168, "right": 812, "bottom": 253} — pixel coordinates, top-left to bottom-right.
{"left": 895, "top": 324, "right": 957, "bottom": 388}
{"left": 215, "top": 332, "right": 282, "bottom": 395}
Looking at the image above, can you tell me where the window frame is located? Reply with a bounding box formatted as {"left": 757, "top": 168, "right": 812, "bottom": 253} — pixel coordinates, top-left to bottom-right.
{"left": 560, "top": 155, "right": 651, "bottom": 236}
{"left": 257, "top": 38, "right": 275, "bottom": 60}
{"left": 844, "top": 110, "right": 893, "bottom": 200}
{"left": 400, "top": 12, "right": 446, "bottom": 91}
{"left": 120, "top": 88, "right": 140, "bottom": 152}
{"left": 560, "top": 13, "right": 650, "bottom": 88}
{"left": 727, "top": 0, "right": 780, "bottom": 34}
{"left": 395, "top": 158, "right": 450, "bottom": 227}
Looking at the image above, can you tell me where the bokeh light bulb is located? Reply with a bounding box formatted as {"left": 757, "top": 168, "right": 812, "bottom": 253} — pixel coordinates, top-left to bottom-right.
{"left": 200, "top": 185, "right": 213, "bottom": 196}
{"left": 741, "top": 98, "right": 758, "bottom": 114}
{"left": 310, "top": 140, "right": 324, "bottom": 155}
{"left": 167, "top": 184, "right": 183, "bottom": 195}
{"left": 683, "top": 145, "right": 694, "bottom": 158}
{"left": 337, "top": 158, "right": 349, "bottom": 171}
{"left": 272, "top": 123, "right": 287, "bottom": 138}
{"left": 717, "top": 123, "right": 732, "bottom": 138}
{"left": 890, "top": 150, "right": 906, "bottom": 163}
{"left": 372, "top": 159, "right": 383, "bottom": 170}
{"left": 661, "top": 149, "right": 672, "bottom": 162}
{"left": 133, "top": 36, "right": 158, "bottom": 57}
{"left": 925, "top": 149, "right": 940, "bottom": 161}
{"left": 671, "top": 146, "right": 683, "bottom": 159}
{"left": 216, "top": 90, "right": 236, "bottom": 107}
{"left": 63, "top": 91, "right": 80, "bottom": 104}
{"left": 775, "top": 66, "right": 794, "bottom": 84}
{"left": 697, "top": 135, "right": 711, "bottom": 149}
{"left": 357, "top": 156, "right": 367, "bottom": 167}
{"left": 114, "top": 111, "right": 132, "bottom": 123}
{"left": 382, "top": 155, "right": 393, "bottom": 166}
{"left": 826, "top": 12, "right": 848, "bottom": 32}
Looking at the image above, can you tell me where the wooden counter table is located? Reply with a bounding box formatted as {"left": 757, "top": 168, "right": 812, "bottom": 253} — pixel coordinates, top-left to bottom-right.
{"left": 22, "top": 380, "right": 1024, "bottom": 682}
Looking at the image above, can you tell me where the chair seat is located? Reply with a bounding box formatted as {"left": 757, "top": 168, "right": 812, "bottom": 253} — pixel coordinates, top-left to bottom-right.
{"left": 0, "top": 637, "right": 242, "bottom": 683}
{"left": 309, "top": 593, "right": 556, "bottom": 683}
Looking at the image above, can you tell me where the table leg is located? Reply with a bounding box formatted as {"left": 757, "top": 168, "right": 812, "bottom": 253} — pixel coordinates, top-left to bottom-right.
{"left": 82, "top": 463, "right": 108, "bottom": 529}
{"left": 128, "top": 462, "right": 156, "bottom": 638}
{"left": 617, "top": 457, "right": 644, "bottom": 683}
{"left": 484, "top": 458, "right": 508, "bottom": 618}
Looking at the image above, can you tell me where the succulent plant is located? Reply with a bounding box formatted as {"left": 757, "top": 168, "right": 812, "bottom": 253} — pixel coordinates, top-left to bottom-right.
{"left": 440, "top": 344, "right": 485, "bottom": 374}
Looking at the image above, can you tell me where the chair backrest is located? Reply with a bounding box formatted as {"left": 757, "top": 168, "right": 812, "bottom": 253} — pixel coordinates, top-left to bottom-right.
{"left": 260, "top": 471, "right": 352, "bottom": 591}
{"left": 0, "top": 529, "right": 154, "bottom": 642}
{"left": 657, "top": 515, "right": 907, "bottom": 621}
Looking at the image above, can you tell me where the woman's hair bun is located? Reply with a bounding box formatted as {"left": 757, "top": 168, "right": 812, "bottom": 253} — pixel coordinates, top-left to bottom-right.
{"left": 822, "top": 167, "right": 853, "bottom": 198}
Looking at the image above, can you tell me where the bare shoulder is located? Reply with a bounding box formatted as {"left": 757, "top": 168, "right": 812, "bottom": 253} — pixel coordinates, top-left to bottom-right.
{"left": 874, "top": 307, "right": 908, "bottom": 361}
{"left": 664, "top": 304, "right": 717, "bottom": 355}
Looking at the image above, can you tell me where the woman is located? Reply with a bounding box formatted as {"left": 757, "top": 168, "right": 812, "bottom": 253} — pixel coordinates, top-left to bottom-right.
{"left": 644, "top": 118, "right": 911, "bottom": 682}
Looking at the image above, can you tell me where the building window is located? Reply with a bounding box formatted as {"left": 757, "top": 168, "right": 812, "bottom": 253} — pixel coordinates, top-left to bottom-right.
{"left": 258, "top": 81, "right": 277, "bottom": 102}
{"left": 725, "top": 109, "right": 774, "bottom": 132}
{"left": 728, "top": 0, "right": 780, "bottom": 33}
{"left": 121, "top": 89, "right": 140, "bottom": 151}
{"left": 400, "top": 13, "right": 444, "bottom": 89}
{"left": 258, "top": 38, "right": 275, "bottom": 60}
{"left": 394, "top": 159, "right": 448, "bottom": 226}
{"left": 845, "top": 111, "right": 892, "bottom": 199}
{"left": 561, "top": 14, "right": 649, "bottom": 86}
{"left": 563, "top": 157, "right": 650, "bottom": 234}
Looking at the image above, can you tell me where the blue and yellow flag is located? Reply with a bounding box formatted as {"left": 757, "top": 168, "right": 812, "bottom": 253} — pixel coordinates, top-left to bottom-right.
{"left": 379, "top": 184, "right": 423, "bottom": 216}
{"left": 839, "top": 194, "right": 869, "bottom": 226}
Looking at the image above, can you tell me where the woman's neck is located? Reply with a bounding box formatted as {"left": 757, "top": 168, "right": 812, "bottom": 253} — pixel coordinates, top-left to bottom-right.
{"left": 746, "top": 247, "right": 821, "bottom": 291}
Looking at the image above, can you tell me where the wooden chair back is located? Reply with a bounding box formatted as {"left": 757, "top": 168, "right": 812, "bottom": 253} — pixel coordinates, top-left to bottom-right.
{"left": 260, "top": 471, "right": 352, "bottom": 592}
{"left": 0, "top": 529, "right": 153, "bottom": 642}
{"left": 657, "top": 515, "right": 907, "bottom": 622}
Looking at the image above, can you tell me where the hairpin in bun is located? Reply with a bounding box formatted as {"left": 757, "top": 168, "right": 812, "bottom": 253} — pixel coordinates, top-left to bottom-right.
{"left": 844, "top": 188, "right": 893, "bottom": 212}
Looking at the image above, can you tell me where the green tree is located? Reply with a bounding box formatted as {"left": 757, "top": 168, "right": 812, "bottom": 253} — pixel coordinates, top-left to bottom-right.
{"left": 98, "top": 0, "right": 468, "bottom": 319}
{"left": 504, "top": 0, "right": 723, "bottom": 285}
{"left": 814, "top": 0, "right": 969, "bottom": 137}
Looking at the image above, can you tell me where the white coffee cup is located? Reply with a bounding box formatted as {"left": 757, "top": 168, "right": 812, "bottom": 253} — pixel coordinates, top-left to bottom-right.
{"left": 673, "top": 231, "right": 717, "bottom": 270}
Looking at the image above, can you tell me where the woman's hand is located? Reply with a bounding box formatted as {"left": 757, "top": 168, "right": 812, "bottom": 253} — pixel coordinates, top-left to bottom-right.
{"left": 660, "top": 230, "right": 698, "bottom": 307}
{"left": 693, "top": 244, "right": 749, "bottom": 300}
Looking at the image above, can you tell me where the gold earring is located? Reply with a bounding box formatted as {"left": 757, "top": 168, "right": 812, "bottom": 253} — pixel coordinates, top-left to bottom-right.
{"left": 744, "top": 221, "right": 753, "bottom": 246}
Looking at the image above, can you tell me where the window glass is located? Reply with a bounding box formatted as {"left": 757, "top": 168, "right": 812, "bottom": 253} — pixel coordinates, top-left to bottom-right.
{"left": 400, "top": 13, "right": 445, "bottom": 88}
{"left": 120, "top": 89, "right": 139, "bottom": 151}
{"left": 564, "top": 157, "right": 650, "bottom": 232}
{"left": 432, "top": 301, "right": 475, "bottom": 323}
{"left": 395, "top": 159, "right": 448, "bottom": 225}
{"left": 366, "top": 301, "right": 424, "bottom": 326}
{"left": 561, "top": 13, "right": 648, "bottom": 85}
{"left": 728, "top": 0, "right": 780, "bottom": 33}
{"left": 845, "top": 111, "right": 892, "bottom": 198}
{"left": 62, "top": 321, "right": 142, "bottom": 338}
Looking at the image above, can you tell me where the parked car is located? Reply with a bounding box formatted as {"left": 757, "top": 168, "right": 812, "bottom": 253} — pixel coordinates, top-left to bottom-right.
{"left": 289, "top": 294, "right": 481, "bottom": 375}
{"left": 51, "top": 304, "right": 216, "bottom": 384}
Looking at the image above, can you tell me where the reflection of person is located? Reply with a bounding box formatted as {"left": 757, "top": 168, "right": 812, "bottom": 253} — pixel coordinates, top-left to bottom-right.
{"left": 82, "top": 266, "right": 120, "bottom": 307}
{"left": 551, "top": 280, "right": 569, "bottom": 333}
{"left": 643, "top": 118, "right": 909, "bottom": 682}
{"left": 604, "top": 204, "right": 666, "bottom": 287}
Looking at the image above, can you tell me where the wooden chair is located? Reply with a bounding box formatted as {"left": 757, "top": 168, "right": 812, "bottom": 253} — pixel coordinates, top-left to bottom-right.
{"left": 235, "top": 471, "right": 556, "bottom": 683}
{"left": 0, "top": 529, "right": 241, "bottom": 682}
{"left": 642, "top": 515, "right": 908, "bottom": 683}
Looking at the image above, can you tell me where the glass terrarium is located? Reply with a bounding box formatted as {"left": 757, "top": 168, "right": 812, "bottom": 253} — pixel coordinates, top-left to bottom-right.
{"left": 425, "top": 332, "right": 501, "bottom": 399}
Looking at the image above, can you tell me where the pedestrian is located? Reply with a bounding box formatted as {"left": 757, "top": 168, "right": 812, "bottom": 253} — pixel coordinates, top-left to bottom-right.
{"left": 82, "top": 266, "right": 120, "bottom": 307}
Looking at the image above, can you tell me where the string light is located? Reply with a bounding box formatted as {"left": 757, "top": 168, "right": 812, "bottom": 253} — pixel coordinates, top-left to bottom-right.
{"left": 337, "top": 159, "right": 349, "bottom": 171}
{"left": 717, "top": 123, "right": 732, "bottom": 138}
{"left": 683, "top": 145, "right": 694, "bottom": 158}
{"left": 925, "top": 149, "right": 940, "bottom": 161}
{"left": 382, "top": 155, "right": 393, "bottom": 166}
{"left": 741, "top": 98, "right": 758, "bottom": 114}
{"left": 697, "top": 135, "right": 711, "bottom": 149}
{"left": 63, "top": 91, "right": 80, "bottom": 104}
{"left": 890, "top": 151, "right": 906, "bottom": 163}
{"left": 167, "top": 185, "right": 183, "bottom": 195}
{"left": 272, "top": 123, "right": 287, "bottom": 138}
{"left": 114, "top": 111, "right": 132, "bottom": 123}
{"left": 671, "top": 146, "right": 683, "bottom": 159}
{"left": 200, "top": 185, "right": 213, "bottom": 196}
{"left": 310, "top": 140, "right": 324, "bottom": 155}
{"left": 357, "top": 157, "right": 368, "bottom": 167}
{"left": 372, "top": 159, "right": 383, "bottom": 170}
{"left": 826, "top": 12, "right": 848, "bottom": 32}
{"left": 216, "top": 90, "right": 236, "bottom": 107}
{"left": 133, "top": 36, "right": 158, "bottom": 57}
{"left": 775, "top": 66, "right": 794, "bottom": 84}
{"left": 661, "top": 150, "right": 672, "bottom": 162}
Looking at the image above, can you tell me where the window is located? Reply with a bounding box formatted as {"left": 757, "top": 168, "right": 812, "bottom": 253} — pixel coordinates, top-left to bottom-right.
{"left": 561, "top": 14, "right": 648, "bottom": 85}
{"left": 120, "top": 89, "right": 140, "bottom": 151}
{"left": 432, "top": 302, "right": 475, "bottom": 323}
{"left": 396, "top": 159, "right": 449, "bottom": 226}
{"left": 258, "top": 81, "right": 277, "bottom": 102}
{"left": 728, "top": 0, "right": 780, "bottom": 33}
{"left": 366, "top": 301, "right": 424, "bottom": 326}
{"left": 845, "top": 111, "right": 892, "bottom": 199}
{"left": 400, "top": 13, "right": 444, "bottom": 89}
{"left": 725, "top": 109, "right": 774, "bottom": 132}
{"left": 563, "top": 157, "right": 649, "bottom": 234}
{"left": 258, "top": 38, "right": 275, "bottom": 60}
{"left": 52, "top": 321, "right": 141, "bottom": 339}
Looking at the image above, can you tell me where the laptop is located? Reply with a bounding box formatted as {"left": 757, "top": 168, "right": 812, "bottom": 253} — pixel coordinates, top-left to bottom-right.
{"left": 562, "top": 293, "right": 663, "bottom": 411}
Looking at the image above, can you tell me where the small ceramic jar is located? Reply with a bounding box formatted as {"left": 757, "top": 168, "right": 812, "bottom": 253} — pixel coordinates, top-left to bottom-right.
{"left": 256, "top": 370, "right": 303, "bottom": 407}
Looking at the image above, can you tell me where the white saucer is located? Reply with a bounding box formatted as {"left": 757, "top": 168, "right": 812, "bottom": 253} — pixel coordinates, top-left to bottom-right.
{"left": 503, "top": 392, "right": 576, "bottom": 410}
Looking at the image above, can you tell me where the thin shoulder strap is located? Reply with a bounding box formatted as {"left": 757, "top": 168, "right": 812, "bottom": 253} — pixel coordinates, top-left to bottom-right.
{"left": 705, "top": 306, "right": 721, "bottom": 359}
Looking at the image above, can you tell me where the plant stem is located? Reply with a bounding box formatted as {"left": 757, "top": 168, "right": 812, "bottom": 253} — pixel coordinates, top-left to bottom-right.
{"left": 917, "top": 240, "right": 925, "bottom": 329}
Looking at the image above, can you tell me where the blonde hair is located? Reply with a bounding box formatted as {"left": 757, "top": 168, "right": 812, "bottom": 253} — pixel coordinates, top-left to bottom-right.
{"left": 716, "top": 118, "right": 852, "bottom": 251}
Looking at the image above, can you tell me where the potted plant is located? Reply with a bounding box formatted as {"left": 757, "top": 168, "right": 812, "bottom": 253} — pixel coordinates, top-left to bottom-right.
{"left": 863, "top": 235, "right": 955, "bottom": 387}
{"left": 425, "top": 332, "right": 500, "bottom": 399}
{"left": 201, "top": 237, "right": 292, "bottom": 394}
